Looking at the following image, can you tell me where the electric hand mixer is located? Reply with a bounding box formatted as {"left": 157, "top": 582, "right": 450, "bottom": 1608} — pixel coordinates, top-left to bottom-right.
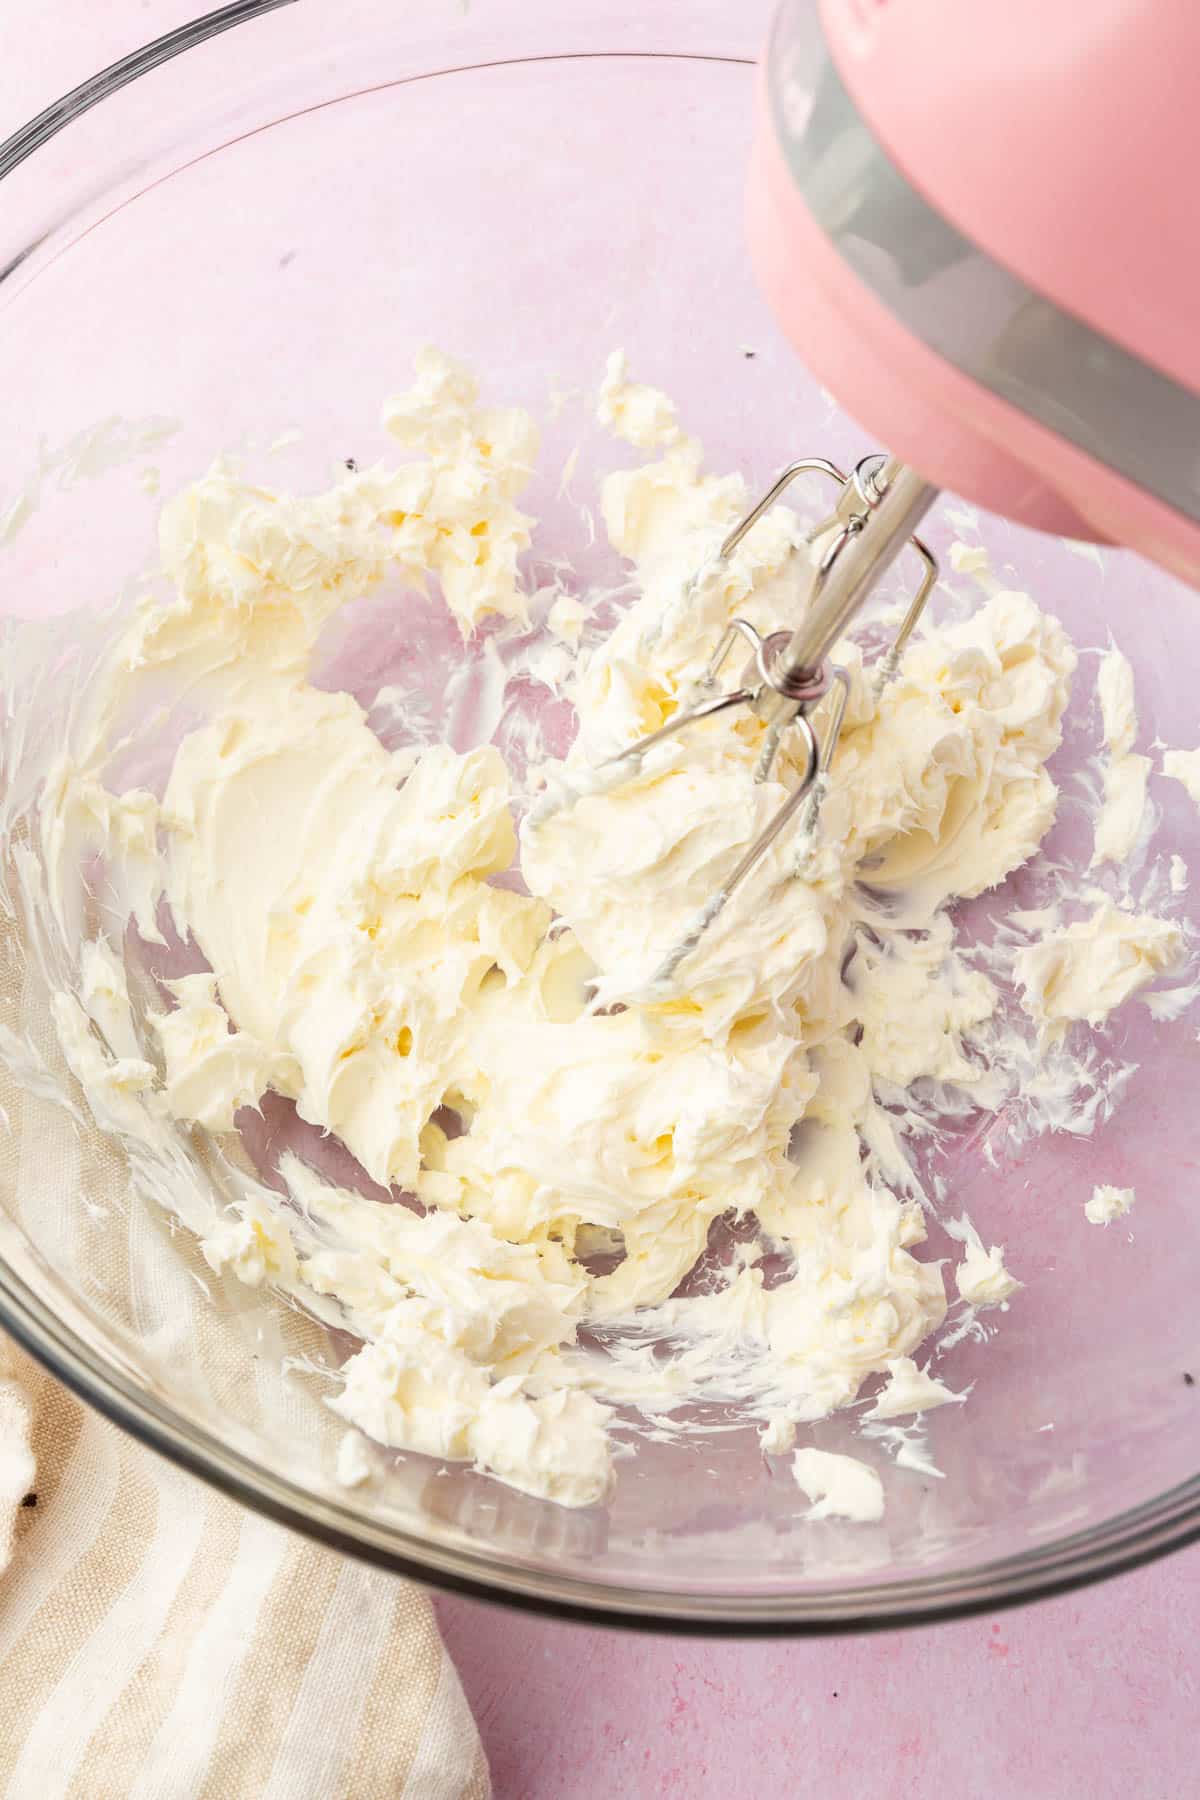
{"left": 589, "top": 0, "right": 1200, "bottom": 984}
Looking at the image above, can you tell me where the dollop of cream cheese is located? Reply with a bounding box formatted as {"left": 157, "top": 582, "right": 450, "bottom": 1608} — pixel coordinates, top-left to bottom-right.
{"left": 596, "top": 349, "right": 682, "bottom": 451}
{"left": 1014, "top": 902, "right": 1182, "bottom": 1042}
{"left": 947, "top": 1215, "right": 1021, "bottom": 1309}
{"left": 1091, "top": 643, "right": 1149, "bottom": 868}
{"left": 866, "top": 1357, "right": 964, "bottom": 1419}
{"left": 1096, "top": 642, "right": 1137, "bottom": 759}
{"left": 1085, "top": 1184, "right": 1135, "bottom": 1226}
{"left": 791, "top": 1448, "right": 884, "bottom": 1522}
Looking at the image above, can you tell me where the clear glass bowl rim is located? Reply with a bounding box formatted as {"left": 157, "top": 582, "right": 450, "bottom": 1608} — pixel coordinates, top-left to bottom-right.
{"left": 0, "top": 0, "right": 1196, "bottom": 1633}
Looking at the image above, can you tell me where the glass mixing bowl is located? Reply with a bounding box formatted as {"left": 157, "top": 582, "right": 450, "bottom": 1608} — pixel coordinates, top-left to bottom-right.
{"left": 0, "top": 0, "right": 1196, "bottom": 1632}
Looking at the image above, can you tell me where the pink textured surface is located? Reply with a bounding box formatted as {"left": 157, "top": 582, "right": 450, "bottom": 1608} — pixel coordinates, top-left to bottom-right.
{"left": 437, "top": 1571, "right": 1198, "bottom": 1798}
{"left": 6, "top": 8, "right": 1198, "bottom": 1797}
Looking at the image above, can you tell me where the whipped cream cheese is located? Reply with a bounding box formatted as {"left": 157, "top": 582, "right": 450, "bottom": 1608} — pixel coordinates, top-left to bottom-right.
{"left": 946, "top": 1215, "right": 1021, "bottom": 1309}
{"left": 1091, "top": 643, "right": 1149, "bottom": 868}
{"left": 596, "top": 350, "right": 682, "bottom": 451}
{"left": 1163, "top": 746, "right": 1200, "bottom": 809}
{"left": 866, "top": 1357, "right": 964, "bottom": 1420}
{"left": 1014, "top": 902, "right": 1182, "bottom": 1042}
{"left": 1096, "top": 642, "right": 1137, "bottom": 759}
{"left": 28, "top": 350, "right": 1188, "bottom": 1518}
{"left": 791, "top": 1448, "right": 885, "bottom": 1523}
{"left": 1085, "top": 1184, "right": 1135, "bottom": 1226}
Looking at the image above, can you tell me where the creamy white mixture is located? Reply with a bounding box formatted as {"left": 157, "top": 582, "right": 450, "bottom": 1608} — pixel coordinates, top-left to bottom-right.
{"left": 1091, "top": 642, "right": 1151, "bottom": 867}
{"left": 1086, "top": 1184, "right": 1135, "bottom": 1227}
{"left": 24, "top": 352, "right": 1193, "bottom": 1515}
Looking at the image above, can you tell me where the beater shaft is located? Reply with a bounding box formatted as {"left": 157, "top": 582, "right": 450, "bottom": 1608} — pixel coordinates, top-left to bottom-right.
{"left": 753, "top": 458, "right": 939, "bottom": 736}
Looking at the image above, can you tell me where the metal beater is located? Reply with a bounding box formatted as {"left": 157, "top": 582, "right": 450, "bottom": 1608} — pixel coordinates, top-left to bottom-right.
{"left": 593, "top": 453, "right": 939, "bottom": 984}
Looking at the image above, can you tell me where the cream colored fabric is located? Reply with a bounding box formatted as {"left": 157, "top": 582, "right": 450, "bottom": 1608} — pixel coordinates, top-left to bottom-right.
{"left": 0, "top": 1346, "right": 489, "bottom": 1798}
{"left": 0, "top": 907, "right": 489, "bottom": 1799}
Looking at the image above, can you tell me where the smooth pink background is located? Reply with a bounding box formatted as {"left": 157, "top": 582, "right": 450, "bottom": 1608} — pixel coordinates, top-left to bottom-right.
{"left": 5, "top": 7, "right": 1197, "bottom": 1797}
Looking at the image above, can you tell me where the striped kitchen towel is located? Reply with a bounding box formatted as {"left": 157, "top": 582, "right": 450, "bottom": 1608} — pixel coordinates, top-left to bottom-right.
{"left": 0, "top": 1330, "right": 490, "bottom": 1798}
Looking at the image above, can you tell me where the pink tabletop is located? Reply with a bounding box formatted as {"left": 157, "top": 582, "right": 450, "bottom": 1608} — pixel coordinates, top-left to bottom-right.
{"left": 437, "top": 1568, "right": 1196, "bottom": 1797}
{"left": 4, "top": 8, "right": 1197, "bottom": 1798}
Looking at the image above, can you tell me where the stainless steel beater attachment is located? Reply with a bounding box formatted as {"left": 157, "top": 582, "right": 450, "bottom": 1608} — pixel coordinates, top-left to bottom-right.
{"left": 608, "top": 453, "right": 940, "bottom": 985}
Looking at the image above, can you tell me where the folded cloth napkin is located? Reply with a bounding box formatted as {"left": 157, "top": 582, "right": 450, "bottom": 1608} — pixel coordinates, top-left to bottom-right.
{"left": 0, "top": 904, "right": 489, "bottom": 1800}
{"left": 0, "top": 1331, "right": 489, "bottom": 1799}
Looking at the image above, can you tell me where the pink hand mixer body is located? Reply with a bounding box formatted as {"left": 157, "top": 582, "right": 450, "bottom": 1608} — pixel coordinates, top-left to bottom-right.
{"left": 580, "top": 0, "right": 1200, "bottom": 979}
{"left": 749, "top": 0, "right": 1200, "bottom": 581}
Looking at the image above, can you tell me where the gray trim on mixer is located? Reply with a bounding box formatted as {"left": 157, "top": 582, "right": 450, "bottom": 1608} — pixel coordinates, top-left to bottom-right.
{"left": 766, "top": 5, "right": 1200, "bottom": 525}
